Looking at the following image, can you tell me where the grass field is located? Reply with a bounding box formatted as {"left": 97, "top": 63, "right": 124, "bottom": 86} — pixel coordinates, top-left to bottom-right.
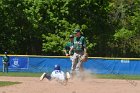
{"left": 0, "top": 72, "right": 40, "bottom": 87}
{"left": 96, "top": 74, "right": 140, "bottom": 80}
{"left": 1, "top": 72, "right": 140, "bottom": 80}
{"left": 0, "top": 72, "right": 42, "bottom": 77}
{"left": 0, "top": 81, "right": 21, "bottom": 87}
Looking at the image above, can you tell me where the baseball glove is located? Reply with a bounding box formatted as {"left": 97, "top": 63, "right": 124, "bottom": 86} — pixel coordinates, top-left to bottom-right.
{"left": 81, "top": 53, "right": 88, "bottom": 62}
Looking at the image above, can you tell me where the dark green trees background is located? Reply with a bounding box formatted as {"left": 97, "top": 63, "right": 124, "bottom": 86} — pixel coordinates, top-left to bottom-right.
{"left": 0, "top": 0, "right": 140, "bottom": 57}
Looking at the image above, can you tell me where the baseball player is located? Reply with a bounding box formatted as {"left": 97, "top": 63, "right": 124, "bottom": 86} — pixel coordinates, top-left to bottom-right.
{"left": 70, "top": 29, "right": 88, "bottom": 77}
{"left": 63, "top": 34, "right": 74, "bottom": 57}
{"left": 2, "top": 52, "right": 10, "bottom": 73}
{"left": 40, "top": 65, "right": 70, "bottom": 83}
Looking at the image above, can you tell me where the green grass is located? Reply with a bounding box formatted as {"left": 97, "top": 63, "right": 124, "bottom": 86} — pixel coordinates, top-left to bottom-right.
{"left": 0, "top": 72, "right": 40, "bottom": 87}
{"left": 0, "top": 81, "right": 21, "bottom": 87}
{"left": 0, "top": 72, "right": 42, "bottom": 77}
{"left": 96, "top": 74, "right": 140, "bottom": 80}
{"left": 1, "top": 72, "right": 140, "bottom": 80}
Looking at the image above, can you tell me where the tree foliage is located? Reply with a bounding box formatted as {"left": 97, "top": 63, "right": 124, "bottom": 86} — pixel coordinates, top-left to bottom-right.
{"left": 0, "top": 0, "right": 140, "bottom": 57}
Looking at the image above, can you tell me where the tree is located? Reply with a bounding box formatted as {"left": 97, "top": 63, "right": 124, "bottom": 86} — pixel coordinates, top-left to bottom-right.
{"left": 107, "top": 0, "right": 140, "bottom": 57}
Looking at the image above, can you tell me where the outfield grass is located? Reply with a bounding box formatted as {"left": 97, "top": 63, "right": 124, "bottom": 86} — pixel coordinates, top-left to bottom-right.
{"left": 0, "top": 72, "right": 39, "bottom": 87}
{"left": 0, "top": 72, "right": 42, "bottom": 77}
{"left": 1, "top": 72, "right": 140, "bottom": 80}
{"left": 0, "top": 81, "right": 21, "bottom": 87}
{"left": 96, "top": 74, "right": 140, "bottom": 80}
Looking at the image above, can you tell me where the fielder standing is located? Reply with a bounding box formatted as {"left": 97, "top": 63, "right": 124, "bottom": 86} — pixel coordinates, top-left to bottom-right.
{"left": 70, "top": 29, "right": 87, "bottom": 77}
{"left": 63, "top": 35, "right": 74, "bottom": 57}
{"left": 2, "top": 52, "right": 10, "bottom": 73}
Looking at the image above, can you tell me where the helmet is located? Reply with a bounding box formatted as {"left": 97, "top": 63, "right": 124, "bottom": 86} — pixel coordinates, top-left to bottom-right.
{"left": 73, "top": 29, "right": 80, "bottom": 33}
{"left": 4, "top": 52, "right": 7, "bottom": 54}
{"left": 69, "top": 35, "right": 74, "bottom": 38}
{"left": 54, "top": 65, "right": 61, "bottom": 70}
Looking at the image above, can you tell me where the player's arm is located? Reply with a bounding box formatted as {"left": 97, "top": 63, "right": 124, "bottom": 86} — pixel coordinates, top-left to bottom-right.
{"left": 82, "top": 37, "right": 87, "bottom": 54}
{"left": 63, "top": 49, "right": 69, "bottom": 56}
{"left": 63, "top": 43, "right": 71, "bottom": 56}
{"left": 63, "top": 49, "right": 67, "bottom": 55}
{"left": 2, "top": 57, "right": 5, "bottom": 63}
{"left": 84, "top": 47, "right": 87, "bottom": 54}
{"left": 51, "top": 71, "right": 55, "bottom": 79}
{"left": 69, "top": 46, "right": 74, "bottom": 56}
{"left": 81, "top": 37, "right": 88, "bottom": 62}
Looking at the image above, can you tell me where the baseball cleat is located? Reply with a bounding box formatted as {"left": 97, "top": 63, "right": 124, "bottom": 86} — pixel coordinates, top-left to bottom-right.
{"left": 66, "top": 72, "right": 71, "bottom": 79}
{"left": 40, "top": 73, "right": 46, "bottom": 81}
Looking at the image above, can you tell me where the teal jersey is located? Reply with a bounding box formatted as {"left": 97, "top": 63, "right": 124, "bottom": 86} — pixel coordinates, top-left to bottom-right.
{"left": 64, "top": 42, "right": 74, "bottom": 55}
{"left": 73, "top": 36, "right": 86, "bottom": 51}
{"left": 2, "top": 56, "right": 9, "bottom": 62}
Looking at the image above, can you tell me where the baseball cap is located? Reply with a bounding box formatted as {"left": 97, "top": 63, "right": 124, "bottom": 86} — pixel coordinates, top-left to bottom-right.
{"left": 4, "top": 52, "right": 7, "bottom": 54}
{"left": 54, "top": 65, "right": 61, "bottom": 70}
{"left": 73, "top": 29, "right": 80, "bottom": 34}
{"left": 69, "top": 35, "right": 74, "bottom": 38}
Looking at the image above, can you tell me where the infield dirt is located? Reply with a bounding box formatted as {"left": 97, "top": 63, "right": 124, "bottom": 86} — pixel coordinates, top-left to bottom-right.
{"left": 0, "top": 75, "right": 140, "bottom": 93}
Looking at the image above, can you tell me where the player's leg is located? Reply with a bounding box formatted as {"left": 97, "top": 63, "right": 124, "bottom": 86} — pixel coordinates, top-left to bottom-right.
{"left": 40, "top": 73, "right": 46, "bottom": 80}
{"left": 71, "top": 60, "right": 77, "bottom": 72}
{"left": 70, "top": 53, "right": 78, "bottom": 76}
{"left": 75, "top": 54, "right": 83, "bottom": 71}
{"left": 75, "top": 53, "right": 84, "bottom": 77}
{"left": 46, "top": 73, "right": 51, "bottom": 80}
{"left": 60, "top": 72, "right": 71, "bottom": 85}
{"left": 65, "top": 71, "right": 71, "bottom": 81}
{"left": 75, "top": 61, "right": 82, "bottom": 77}
{"left": 40, "top": 73, "right": 51, "bottom": 81}
{"left": 58, "top": 72, "right": 70, "bottom": 85}
{"left": 6, "top": 64, "right": 8, "bottom": 73}
{"left": 3, "top": 63, "right": 5, "bottom": 72}
{"left": 79, "top": 63, "right": 85, "bottom": 80}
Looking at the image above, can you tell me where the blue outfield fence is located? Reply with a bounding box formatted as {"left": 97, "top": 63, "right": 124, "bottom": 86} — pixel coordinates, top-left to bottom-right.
{"left": 0, "top": 55, "right": 140, "bottom": 75}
